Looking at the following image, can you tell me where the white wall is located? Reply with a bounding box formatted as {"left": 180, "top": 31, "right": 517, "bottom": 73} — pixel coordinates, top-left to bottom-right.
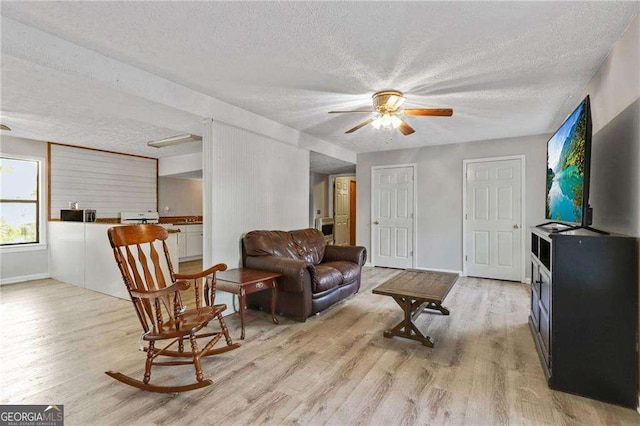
{"left": 580, "top": 14, "right": 639, "bottom": 400}
{"left": 49, "top": 144, "right": 157, "bottom": 219}
{"left": 309, "top": 172, "right": 329, "bottom": 227}
{"left": 0, "top": 135, "right": 49, "bottom": 283}
{"left": 584, "top": 14, "right": 639, "bottom": 136}
{"left": 357, "top": 134, "right": 548, "bottom": 277}
{"left": 582, "top": 14, "right": 639, "bottom": 235}
{"left": 202, "top": 120, "right": 309, "bottom": 315}
{"left": 158, "top": 177, "right": 203, "bottom": 217}
{"left": 204, "top": 120, "right": 310, "bottom": 269}
{"left": 158, "top": 152, "right": 202, "bottom": 177}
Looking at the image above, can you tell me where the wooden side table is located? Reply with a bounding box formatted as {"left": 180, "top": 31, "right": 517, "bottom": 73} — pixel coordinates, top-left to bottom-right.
{"left": 215, "top": 268, "right": 281, "bottom": 339}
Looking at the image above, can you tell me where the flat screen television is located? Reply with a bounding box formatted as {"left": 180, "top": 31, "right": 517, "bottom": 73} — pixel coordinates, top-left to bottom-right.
{"left": 545, "top": 95, "right": 592, "bottom": 226}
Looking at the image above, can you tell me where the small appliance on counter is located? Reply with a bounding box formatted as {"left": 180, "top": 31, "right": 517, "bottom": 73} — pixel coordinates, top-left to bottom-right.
{"left": 120, "top": 211, "right": 160, "bottom": 224}
{"left": 315, "top": 217, "right": 334, "bottom": 244}
{"left": 60, "top": 209, "right": 96, "bottom": 222}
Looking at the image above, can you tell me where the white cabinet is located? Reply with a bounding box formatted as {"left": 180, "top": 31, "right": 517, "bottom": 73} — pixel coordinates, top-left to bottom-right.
{"left": 164, "top": 231, "right": 179, "bottom": 268}
{"left": 186, "top": 233, "right": 203, "bottom": 257}
{"left": 84, "top": 223, "right": 130, "bottom": 299}
{"left": 178, "top": 232, "right": 187, "bottom": 258}
{"left": 177, "top": 224, "right": 203, "bottom": 261}
{"left": 49, "top": 222, "right": 85, "bottom": 288}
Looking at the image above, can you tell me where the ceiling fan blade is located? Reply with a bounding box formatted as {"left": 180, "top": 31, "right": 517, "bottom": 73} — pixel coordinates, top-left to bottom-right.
{"left": 329, "top": 110, "right": 374, "bottom": 114}
{"left": 345, "top": 118, "right": 376, "bottom": 134}
{"left": 403, "top": 108, "right": 453, "bottom": 117}
{"left": 398, "top": 120, "right": 415, "bottom": 136}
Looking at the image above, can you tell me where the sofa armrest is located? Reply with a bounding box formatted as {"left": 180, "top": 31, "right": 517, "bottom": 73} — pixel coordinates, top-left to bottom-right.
{"left": 323, "top": 245, "right": 367, "bottom": 266}
{"left": 245, "top": 256, "right": 315, "bottom": 293}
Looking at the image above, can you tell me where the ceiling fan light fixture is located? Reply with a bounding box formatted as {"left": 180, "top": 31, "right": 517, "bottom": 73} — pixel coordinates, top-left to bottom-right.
{"left": 385, "top": 95, "right": 405, "bottom": 110}
{"left": 381, "top": 114, "right": 393, "bottom": 128}
{"left": 330, "top": 90, "right": 452, "bottom": 136}
{"left": 390, "top": 115, "right": 403, "bottom": 129}
{"left": 379, "top": 113, "right": 393, "bottom": 130}
{"left": 371, "top": 113, "right": 403, "bottom": 131}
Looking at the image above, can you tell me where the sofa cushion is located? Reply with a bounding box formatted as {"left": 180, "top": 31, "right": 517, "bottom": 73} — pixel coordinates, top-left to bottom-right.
{"left": 243, "top": 230, "right": 300, "bottom": 260}
{"left": 290, "top": 229, "right": 325, "bottom": 265}
{"left": 322, "top": 261, "right": 360, "bottom": 284}
{"left": 313, "top": 264, "right": 343, "bottom": 293}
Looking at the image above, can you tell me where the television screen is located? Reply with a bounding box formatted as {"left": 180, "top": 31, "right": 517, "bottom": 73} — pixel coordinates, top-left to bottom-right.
{"left": 545, "top": 97, "right": 591, "bottom": 224}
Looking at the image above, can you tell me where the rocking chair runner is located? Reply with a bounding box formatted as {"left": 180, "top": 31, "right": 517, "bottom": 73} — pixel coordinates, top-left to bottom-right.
{"left": 106, "top": 225, "right": 240, "bottom": 393}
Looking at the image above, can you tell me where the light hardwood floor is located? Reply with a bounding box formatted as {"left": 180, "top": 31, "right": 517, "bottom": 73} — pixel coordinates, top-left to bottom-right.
{"left": 1, "top": 265, "right": 638, "bottom": 425}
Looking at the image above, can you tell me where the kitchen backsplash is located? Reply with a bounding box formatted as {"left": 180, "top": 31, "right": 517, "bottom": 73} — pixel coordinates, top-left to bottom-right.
{"left": 159, "top": 216, "right": 203, "bottom": 224}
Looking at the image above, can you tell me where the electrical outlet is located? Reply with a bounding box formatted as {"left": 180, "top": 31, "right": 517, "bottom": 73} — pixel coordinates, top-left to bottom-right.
{"left": 317, "top": 209, "right": 321, "bottom": 214}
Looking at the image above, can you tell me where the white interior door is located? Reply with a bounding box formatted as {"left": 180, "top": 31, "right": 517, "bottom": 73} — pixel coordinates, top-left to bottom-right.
{"left": 465, "top": 158, "right": 522, "bottom": 281}
{"left": 372, "top": 166, "right": 414, "bottom": 269}
{"left": 334, "top": 177, "right": 350, "bottom": 245}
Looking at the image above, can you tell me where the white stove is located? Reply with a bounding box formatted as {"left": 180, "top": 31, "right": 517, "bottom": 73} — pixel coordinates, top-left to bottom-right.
{"left": 120, "top": 211, "right": 160, "bottom": 224}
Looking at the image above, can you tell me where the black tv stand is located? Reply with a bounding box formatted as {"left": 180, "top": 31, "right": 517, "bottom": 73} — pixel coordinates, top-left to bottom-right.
{"left": 529, "top": 227, "right": 638, "bottom": 408}
{"left": 536, "top": 221, "right": 608, "bottom": 235}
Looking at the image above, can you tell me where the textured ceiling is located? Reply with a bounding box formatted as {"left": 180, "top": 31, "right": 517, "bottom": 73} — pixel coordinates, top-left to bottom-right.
{"left": 310, "top": 151, "right": 356, "bottom": 175}
{"left": 0, "top": 56, "right": 203, "bottom": 158}
{"left": 1, "top": 2, "right": 638, "bottom": 154}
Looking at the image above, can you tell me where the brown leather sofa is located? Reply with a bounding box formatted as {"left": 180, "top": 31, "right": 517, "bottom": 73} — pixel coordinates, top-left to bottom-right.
{"left": 242, "top": 228, "right": 367, "bottom": 321}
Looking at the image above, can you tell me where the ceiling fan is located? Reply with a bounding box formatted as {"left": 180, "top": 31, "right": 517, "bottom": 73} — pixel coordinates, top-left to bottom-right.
{"left": 329, "top": 90, "right": 453, "bottom": 136}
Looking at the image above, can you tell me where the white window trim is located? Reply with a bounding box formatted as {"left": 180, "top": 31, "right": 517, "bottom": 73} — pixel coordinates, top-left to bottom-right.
{"left": 0, "top": 243, "right": 47, "bottom": 253}
{"left": 0, "top": 153, "right": 47, "bottom": 253}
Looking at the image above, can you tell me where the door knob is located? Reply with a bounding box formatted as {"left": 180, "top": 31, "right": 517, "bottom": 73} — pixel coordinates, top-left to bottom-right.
{"left": 513, "top": 224, "right": 519, "bottom": 229}
{"left": 373, "top": 221, "right": 379, "bottom": 225}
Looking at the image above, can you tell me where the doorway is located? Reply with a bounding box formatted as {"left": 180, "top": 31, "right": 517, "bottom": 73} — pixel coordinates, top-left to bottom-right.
{"left": 333, "top": 176, "right": 353, "bottom": 246}
{"left": 371, "top": 164, "right": 416, "bottom": 269}
{"left": 463, "top": 156, "right": 525, "bottom": 282}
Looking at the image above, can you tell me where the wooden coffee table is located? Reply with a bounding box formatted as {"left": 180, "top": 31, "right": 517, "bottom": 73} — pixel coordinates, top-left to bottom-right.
{"left": 372, "top": 270, "right": 458, "bottom": 347}
{"left": 216, "top": 268, "right": 282, "bottom": 340}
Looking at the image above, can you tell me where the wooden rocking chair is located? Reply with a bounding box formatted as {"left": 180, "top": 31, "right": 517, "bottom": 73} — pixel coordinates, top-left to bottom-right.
{"left": 106, "top": 224, "right": 240, "bottom": 393}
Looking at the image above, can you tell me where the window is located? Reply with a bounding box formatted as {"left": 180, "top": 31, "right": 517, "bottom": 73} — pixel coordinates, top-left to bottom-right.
{"left": 0, "top": 157, "right": 40, "bottom": 245}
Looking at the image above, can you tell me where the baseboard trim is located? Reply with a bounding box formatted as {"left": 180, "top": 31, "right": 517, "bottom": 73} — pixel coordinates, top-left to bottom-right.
{"left": 364, "top": 262, "right": 373, "bottom": 267}
{"left": 413, "top": 266, "right": 463, "bottom": 275}
{"left": 524, "top": 277, "right": 532, "bottom": 284}
{"left": 0, "top": 273, "right": 50, "bottom": 285}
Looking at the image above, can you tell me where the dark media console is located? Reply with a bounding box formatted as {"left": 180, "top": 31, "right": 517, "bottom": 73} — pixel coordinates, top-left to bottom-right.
{"left": 529, "top": 226, "right": 638, "bottom": 408}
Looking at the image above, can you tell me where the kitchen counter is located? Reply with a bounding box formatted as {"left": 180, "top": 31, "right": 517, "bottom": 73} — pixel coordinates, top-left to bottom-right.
{"left": 49, "top": 218, "right": 203, "bottom": 225}
{"left": 49, "top": 222, "right": 179, "bottom": 300}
